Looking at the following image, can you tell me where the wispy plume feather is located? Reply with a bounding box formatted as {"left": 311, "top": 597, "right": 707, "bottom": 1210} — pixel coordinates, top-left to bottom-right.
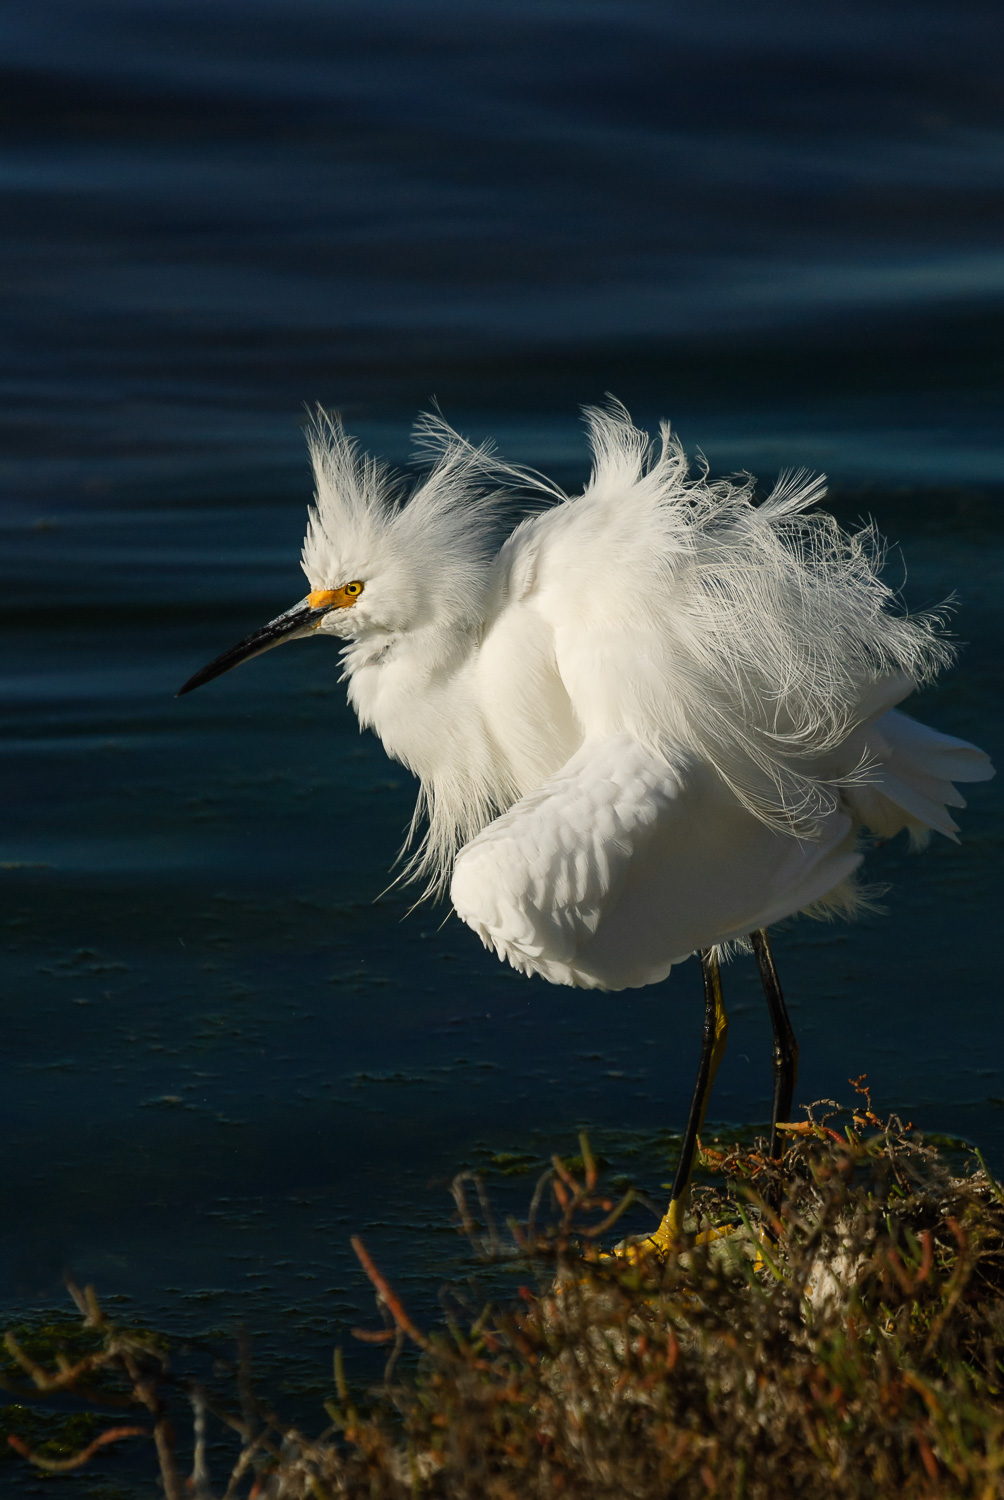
{"left": 566, "top": 400, "right": 954, "bottom": 834}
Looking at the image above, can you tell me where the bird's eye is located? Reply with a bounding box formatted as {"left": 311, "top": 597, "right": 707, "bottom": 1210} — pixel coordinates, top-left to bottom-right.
{"left": 344, "top": 580, "right": 364, "bottom": 597}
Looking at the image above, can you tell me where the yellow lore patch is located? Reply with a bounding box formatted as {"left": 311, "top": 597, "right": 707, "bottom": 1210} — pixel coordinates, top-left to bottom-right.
{"left": 308, "top": 581, "right": 364, "bottom": 610}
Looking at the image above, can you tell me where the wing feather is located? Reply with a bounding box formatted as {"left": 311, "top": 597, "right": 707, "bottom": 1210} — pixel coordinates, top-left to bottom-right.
{"left": 451, "top": 736, "right": 861, "bottom": 990}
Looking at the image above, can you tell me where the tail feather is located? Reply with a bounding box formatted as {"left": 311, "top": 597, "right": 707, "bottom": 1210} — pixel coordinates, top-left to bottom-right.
{"left": 847, "top": 708, "right": 994, "bottom": 846}
{"left": 879, "top": 710, "right": 995, "bottom": 784}
{"left": 870, "top": 770, "right": 962, "bottom": 841}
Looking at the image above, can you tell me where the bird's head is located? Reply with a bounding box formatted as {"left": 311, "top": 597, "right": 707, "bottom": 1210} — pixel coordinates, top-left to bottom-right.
{"left": 177, "top": 410, "right": 501, "bottom": 697}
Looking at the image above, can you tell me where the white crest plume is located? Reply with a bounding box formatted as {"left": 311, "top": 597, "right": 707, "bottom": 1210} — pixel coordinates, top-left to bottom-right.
{"left": 300, "top": 408, "right": 506, "bottom": 634}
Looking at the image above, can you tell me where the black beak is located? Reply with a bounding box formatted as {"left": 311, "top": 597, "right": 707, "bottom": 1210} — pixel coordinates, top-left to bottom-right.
{"left": 176, "top": 598, "right": 325, "bottom": 697}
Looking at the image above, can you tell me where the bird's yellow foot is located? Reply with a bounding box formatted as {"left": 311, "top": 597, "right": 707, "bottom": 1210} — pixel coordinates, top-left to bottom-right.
{"left": 606, "top": 1198, "right": 741, "bottom": 1267}
{"left": 606, "top": 1229, "right": 676, "bottom": 1267}
{"left": 606, "top": 1197, "right": 691, "bottom": 1264}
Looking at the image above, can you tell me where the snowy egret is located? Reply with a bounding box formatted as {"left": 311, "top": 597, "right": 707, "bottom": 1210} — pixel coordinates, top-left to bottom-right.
{"left": 178, "top": 403, "right": 993, "bottom": 1247}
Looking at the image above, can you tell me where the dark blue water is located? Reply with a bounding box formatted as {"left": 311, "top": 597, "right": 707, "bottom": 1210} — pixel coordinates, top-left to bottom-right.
{"left": 2, "top": 0, "right": 1003, "bottom": 1485}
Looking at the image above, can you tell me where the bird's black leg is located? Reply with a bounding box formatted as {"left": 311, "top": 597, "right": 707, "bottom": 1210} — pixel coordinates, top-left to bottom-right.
{"left": 751, "top": 927, "right": 798, "bottom": 1160}
{"left": 652, "top": 947, "right": 729, "bottom": 1246}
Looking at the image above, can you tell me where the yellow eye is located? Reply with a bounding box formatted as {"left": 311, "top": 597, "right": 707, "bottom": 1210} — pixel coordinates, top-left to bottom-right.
{"left": 344, "top": 580, "right": 363, "bottom": 597}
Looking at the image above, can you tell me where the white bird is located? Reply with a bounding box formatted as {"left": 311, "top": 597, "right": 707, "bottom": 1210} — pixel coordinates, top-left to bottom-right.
{"left": 179, "top": 402, "right": 994, "bottom": 1247}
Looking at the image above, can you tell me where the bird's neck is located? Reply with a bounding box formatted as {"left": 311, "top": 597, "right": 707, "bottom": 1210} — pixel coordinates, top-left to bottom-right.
{"left": 342, "top": 624, "right": 498, "bottom": 793}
